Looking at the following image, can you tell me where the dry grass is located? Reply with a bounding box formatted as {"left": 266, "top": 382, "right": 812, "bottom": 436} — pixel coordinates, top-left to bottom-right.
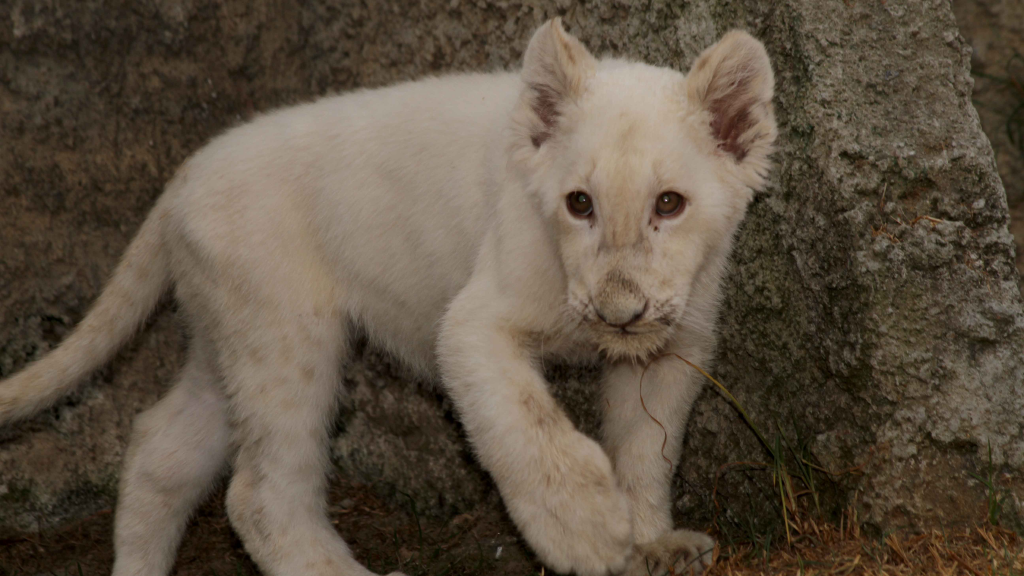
{"left": 710, "top": 519, "right": 1022, "bottom": 576}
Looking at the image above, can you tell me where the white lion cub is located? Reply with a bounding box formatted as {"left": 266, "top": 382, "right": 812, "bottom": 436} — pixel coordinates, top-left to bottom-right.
{"left": 0, "top": 18, "right": 775, "bottom": 576}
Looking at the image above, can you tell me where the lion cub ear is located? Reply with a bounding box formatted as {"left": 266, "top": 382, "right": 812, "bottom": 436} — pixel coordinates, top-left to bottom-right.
{"left": 519, "top": 18, "right": 597, "bottom": 148}
{"left": 685, "top": 31, "right": 777, "bottom": 182}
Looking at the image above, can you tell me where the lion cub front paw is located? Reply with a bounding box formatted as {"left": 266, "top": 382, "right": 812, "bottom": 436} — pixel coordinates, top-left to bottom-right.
{"left": 509, "top": 434, "right": 633, "bottom": 576}
{"left": 623, "top": 530, "right": 716, "bottom": 576}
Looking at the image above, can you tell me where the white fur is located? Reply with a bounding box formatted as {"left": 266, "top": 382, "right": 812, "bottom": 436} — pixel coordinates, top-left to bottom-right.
{"left": 0, "top": 19, "right": 775, "bottom": 576}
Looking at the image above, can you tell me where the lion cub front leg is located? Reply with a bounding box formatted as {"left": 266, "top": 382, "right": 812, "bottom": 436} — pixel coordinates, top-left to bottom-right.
{"left": 439, "top": 294, "right": 633, "bottom": 576}
{"left": 602, "top": 354, "right": 715, "bottom": 575}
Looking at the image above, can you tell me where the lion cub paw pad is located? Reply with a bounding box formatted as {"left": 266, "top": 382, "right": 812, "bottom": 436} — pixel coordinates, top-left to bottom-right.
{"left": 625, "top": 529, "right": 716, "bottom": 576}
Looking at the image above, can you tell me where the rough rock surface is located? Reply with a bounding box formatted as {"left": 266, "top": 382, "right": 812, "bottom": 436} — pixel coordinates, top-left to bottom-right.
{"left": 2, "top": 0, "right": 1021, "bottom": 536}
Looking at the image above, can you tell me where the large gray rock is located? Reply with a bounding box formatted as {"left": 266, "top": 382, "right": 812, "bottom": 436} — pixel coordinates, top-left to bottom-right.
{"left": 684, "top": 1, "right": 1024, "bottom": 532}
{"left": 2, "top": 0, "right": 1021, "bottom": 536}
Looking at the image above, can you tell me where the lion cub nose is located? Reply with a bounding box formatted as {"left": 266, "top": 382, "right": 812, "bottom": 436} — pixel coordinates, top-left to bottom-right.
{"left": 593, "top": 272, "right": 648, "bottom": 328}
{"left": 595, "top": 301, "right": 648, "bottom": 328}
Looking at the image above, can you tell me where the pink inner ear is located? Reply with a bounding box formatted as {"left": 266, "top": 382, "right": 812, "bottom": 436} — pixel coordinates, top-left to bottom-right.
{"left": 685, "top": 30, "right": 776, "bottom": 183}
{"left": 709, "top": 96, "right": 755, "bottom": 161}
{"left": 530, "top": 84, "right": 560, "bottom": 147}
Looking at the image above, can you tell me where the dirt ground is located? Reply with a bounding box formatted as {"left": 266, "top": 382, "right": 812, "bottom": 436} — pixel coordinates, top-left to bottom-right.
{"left": 0, "top": 474, "right": 539, "bottom": 576}
{"left": 3, "top": 473, "right": 1021, "bottom": 576}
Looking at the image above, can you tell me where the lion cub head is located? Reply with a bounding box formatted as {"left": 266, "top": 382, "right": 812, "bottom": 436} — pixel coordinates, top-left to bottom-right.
{"left": 511, "top": 19, "right": 777, "bottom": 361}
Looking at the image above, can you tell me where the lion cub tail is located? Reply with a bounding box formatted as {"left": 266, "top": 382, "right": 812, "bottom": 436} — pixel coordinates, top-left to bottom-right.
{"left": 0, "top": 206, "right": 171, "bottom": 426}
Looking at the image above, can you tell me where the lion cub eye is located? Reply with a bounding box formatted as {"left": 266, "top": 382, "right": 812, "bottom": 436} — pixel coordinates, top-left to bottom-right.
{"left": 655, "top": 192, "right": 686, "bottom": 217}
{"left": 566, "top": 191, "right": 594, "bottom": 218}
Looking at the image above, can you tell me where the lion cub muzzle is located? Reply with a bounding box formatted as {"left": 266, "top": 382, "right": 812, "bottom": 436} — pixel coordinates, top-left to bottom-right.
{"left": 592, "top": 270, "right": 648, "bottom": 328}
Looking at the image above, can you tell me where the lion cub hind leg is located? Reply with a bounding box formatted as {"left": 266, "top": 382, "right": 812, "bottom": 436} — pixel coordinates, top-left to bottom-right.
{"left": 211, "top": 307, "right": 400, "bottom": 576}
{"left": 112, "top": 343, "right": 230, "bottom": 576}
{"left": 625, "top": 530, "right": 716, "bottom": 576}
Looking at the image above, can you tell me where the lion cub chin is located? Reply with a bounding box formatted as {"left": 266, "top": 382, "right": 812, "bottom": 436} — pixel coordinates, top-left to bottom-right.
{"left": 0, "top": 17, "right": 775, "bottom": 576}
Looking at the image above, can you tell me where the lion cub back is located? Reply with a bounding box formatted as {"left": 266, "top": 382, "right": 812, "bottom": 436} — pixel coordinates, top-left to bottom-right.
{"left": 159, "top": 72, "right": 524, "bottom": 374}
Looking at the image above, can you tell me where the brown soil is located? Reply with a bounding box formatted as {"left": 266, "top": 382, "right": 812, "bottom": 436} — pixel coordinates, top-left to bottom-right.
{"left": 4, "top": 477, "right": 1021, "bottom": 576}
{"left": 0, "top": 475, "right": 538, "bottom": 576}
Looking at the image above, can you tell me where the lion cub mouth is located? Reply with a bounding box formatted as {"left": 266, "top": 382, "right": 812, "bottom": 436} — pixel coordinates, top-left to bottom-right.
{"left": 593, "top": 320, "right": 674, "bottom": 362}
